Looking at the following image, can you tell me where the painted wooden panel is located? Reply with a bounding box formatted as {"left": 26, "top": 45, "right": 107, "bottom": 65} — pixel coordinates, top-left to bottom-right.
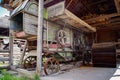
{"left": 44, "top": 20, "right": 73, "bottom": 45}
{"left": 25, "top": 2, "right": 38, "bottom": 16}
{"left": 47, "top": 21, "right": 60, "bottom": 41}
{"left": 63, "top": 27, "right": 72, "bottom": 45}
{"left": 23, "top": 13, "right": 38, "bottom": 35}
{"left": 47, "top": 1, "right": 65, "bottom": 18}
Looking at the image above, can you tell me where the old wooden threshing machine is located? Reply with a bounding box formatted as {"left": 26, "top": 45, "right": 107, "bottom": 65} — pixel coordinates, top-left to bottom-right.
{"left": 10, "top": 0, "right": 96, "bottom": 75}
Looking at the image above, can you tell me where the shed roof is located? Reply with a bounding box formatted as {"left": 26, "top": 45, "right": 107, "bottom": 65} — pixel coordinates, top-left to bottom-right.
{"left": 10, "top": 0, "right": 29, "bottom": 17}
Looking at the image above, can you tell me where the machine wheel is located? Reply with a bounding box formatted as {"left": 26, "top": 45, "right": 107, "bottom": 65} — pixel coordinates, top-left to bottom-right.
{"left": 23, "top": 56, "right": 37, "bottom": 69}
{"left": 44, "top": 57, "right": 60, "bottom": 75}
{"left": 57, "top": 30, "right": 67, "bottom": 46}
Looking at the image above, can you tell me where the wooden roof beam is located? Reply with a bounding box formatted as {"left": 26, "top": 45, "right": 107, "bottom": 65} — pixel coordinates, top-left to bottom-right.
{"left": 85, "top": 13, "right": 119, "bottom": 23}
{"left": 65, "top": 9, "right": 96, "bottom": 32}
{"left": 114, "top": 0, "right": 120, "bottom": 13}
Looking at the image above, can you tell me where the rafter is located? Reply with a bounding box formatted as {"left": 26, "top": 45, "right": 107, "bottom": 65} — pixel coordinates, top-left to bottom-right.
{"left": 85, "top": 13, "right": 119, "bottom": 24}
{"left": 114, "top": 0, "right": 120, "bottom": 13}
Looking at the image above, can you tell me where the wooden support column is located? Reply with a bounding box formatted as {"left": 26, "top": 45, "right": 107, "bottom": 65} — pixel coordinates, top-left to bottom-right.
{"left": 9, "top": 30, "right": 14, "bottom": 68}
{"left": 36, "top": 0, "right": 43, "bottom": 76}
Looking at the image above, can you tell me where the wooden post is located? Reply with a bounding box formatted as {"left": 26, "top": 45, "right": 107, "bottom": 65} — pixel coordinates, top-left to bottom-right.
{"left": 36, "top": 0, "right": 44, "bottom": 76}
{"left": 47, "top": 21, "right": 49, "bottom": 48}
{"left": 9, "top": 30, "right": 14, "bottom": 68}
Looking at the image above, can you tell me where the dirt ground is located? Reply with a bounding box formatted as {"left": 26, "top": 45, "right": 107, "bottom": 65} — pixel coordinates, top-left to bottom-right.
{"left": 41, "top": 64, "right": 120, "bottom": 80}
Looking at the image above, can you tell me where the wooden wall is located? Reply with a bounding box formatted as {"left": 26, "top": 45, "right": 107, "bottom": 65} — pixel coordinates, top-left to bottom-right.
{"left": 97, "top": 29, "right": 117, "bottom": 43}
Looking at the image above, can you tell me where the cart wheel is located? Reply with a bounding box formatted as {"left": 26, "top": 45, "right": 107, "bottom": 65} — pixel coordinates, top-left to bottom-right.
{"left": 23, "top": 56, "right": 37, "bottom": 69}
{"left": 44, "top": 58, "right": 60, "bottom": 75}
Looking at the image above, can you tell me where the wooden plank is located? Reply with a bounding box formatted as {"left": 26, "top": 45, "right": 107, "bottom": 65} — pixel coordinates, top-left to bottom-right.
{"left": 92, "top": 42, "right": 115, "bottom": 48}
{"left": 0, "top": 57, "right": 10, "bottom": 61}
{"left": 92, "top": 42, "right": 120, "bottom": 49}
{"left": 24, "top": 13, "right": 38, "bottom": 35}
{"left": 65, "top": 9, "right": 96, "bottom": 32}
{"left": 49, "top": 10, "right": 96, "bottom": 32}
{"left": 0, "top": 50, "right": 10, "bottom": 53}
{"left": 19, "top": 40, "right": 27, "bottom": 65}
{"left": 11, "top": 0, "right": 23, "bottom": 8}
{"left": 92, "top": 44, "right": 116, "bottom": 67}
{"left": 0, "top": 53, "right": 9, "bottom": 57}
{"left": 24, "top": 2, "right": 38, "bottom": 16}
{"left": 116, "top": 49, "right": 120, "bottom": 53}
{"left": 85, "top": 13, "right": 119, "bottom": 23}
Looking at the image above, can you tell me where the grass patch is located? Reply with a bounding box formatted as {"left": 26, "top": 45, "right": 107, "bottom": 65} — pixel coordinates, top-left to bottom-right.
{"left": 0, "top": 69, "right": 40, "bottom": 80}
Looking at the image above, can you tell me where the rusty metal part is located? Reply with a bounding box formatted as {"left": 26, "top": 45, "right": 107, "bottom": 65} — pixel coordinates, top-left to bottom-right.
{"left": 44, "top": 57, "right": 60, "bottom": 75}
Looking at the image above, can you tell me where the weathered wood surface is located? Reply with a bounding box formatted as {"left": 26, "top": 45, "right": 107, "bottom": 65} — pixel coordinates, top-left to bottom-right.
{"left": 9, "top": 0, "right": 23, "bottom": 8}
{"left": 19, "top": 40, "right": 27, "bottom": 65}
{"left": 0, "top": 57, "right": 10, "bottom": 61}
{"left": 93, "top": 42, "right": 120, "bottom": 48}
{"left": 9, "top": 30, "right": 14, "bottom": 68}
{"left": 37, "top": 0, "right": 43, "bottom": 76}
{"left": 24, "top": 2, "right": 38, "bottom": 16}
{"left": 49, "top": 9, "right": 96, "bottom": 32}
{"left": 23, "top": 13, "right": 38, "bottom": 35}
{"left": 47, "top": 1, "right": 96, "bottom": 32}
{"left": 0, "top": 53, "right": 9, "bottom": 57}
{"left": 0, "top": 50, "right": 10, "bottom": 53}
{"left": 65, "top": 9, "right": 96, "bottom": 32}
{"left": 92, "top": 42, "right": 115, "bottom": 48}
{"left": 116, "top": 49, "right": 120, "bottom": 53}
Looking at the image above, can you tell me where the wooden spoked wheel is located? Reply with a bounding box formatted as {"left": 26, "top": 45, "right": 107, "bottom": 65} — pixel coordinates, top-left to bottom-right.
{"left": 23, "top": 56, "right": 37, "bottom": 69}
{"left": 44, "top": 57, "right": 60, "bottom": 75}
